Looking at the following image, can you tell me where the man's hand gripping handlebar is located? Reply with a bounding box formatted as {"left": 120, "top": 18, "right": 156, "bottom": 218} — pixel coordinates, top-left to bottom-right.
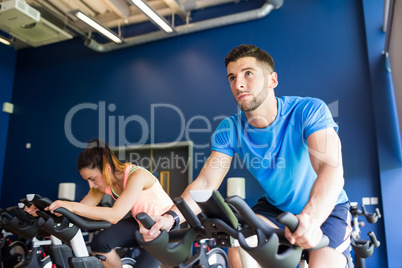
{"left": 135, "top": 190, "right": 329, "bottom": 268}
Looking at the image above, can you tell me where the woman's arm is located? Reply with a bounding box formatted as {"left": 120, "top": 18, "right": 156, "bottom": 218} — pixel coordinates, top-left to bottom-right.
{"left": 80, "top": 188, "right": 104, "bottom": 206}
{"left": 25, "top": 187, "right": 104, "bottom": 217}
{"left": 141, "top": 151, "right": 232, "bottom": 240}
{"left": 47, "top": 168, "right": 153, "bottom": 224}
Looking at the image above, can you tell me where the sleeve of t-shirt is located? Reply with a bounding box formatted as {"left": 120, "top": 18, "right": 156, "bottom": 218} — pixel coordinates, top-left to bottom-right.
{"left": 210, "top": 117, "right": 236, "bottom": 157}
{"left": 303, "top": 98, "right": 339, "bottom": 140}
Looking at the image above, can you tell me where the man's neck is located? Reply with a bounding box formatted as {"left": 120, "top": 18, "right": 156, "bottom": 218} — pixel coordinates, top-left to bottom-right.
{"left": 245, "top": 96, "right": 278, "bottom": 128}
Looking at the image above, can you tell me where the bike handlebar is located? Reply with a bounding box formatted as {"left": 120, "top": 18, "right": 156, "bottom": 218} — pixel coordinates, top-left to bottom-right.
{"left": 350, "top": 202, "right": 382, "bottom": 224}
{"left": 24, "top": 194, "right": 112, "bottom": 242}
{"left": 55, "top": 207, "right": 112, "bottom": 230}
{"left": 135, "top": 190, "right": 329, "bottom": 268}
{"left": 136, "top": 212, "right": 155, "bottom": 229}
{"left": 351, "top": 231, "right": 381, "bottom": 258}
{"left": 349, "top": 201, "right": 382, "bottom": 259}
{"left": 276, "top": 212, "right": 299, "bottom": 232}
{"left": 1, "top": 205, "right": 40, "bottom": 239}
{"left": 362, "top": 206, "right": 381, "bottom": 224}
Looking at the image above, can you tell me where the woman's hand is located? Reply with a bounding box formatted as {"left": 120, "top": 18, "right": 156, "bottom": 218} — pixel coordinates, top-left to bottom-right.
{"left": 24, "top": 204, "right": 39, "bottom": 217}
{"left": 45, "top": 200, "right": 73, "bottom": 217}
{"left": 139, "top": 214, "right": 175, "bottom": 242}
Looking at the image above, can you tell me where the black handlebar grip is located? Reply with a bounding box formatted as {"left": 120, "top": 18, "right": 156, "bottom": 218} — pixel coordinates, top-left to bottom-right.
{"left": 276, "top": 212, "right": 298, "bottom": 233}
{"left": 362, "top": 204, "right": 381, "bottom": 224}
{"left": 174, "top": 197, "right": 202, "bottom": 230}
{"left": 368, "top": 231, "right": 381, "bottom": 248}
{"left": 375, "top": 208, "right": 382, "bottom": 219}
{"left": 53, "top": 207, "right": 112, "bottom": 230}
{"left": 26, "top": 194, "right": 52, "bottom": 210}
{"left": 312, "top": 233, "right": 330, "bottom": 250}
{"left": 136, "top": 212, "right": 156, "bottom": 229}
{"left": 19, "top": 198, "right": 32, "bottom": 208}
{"left": 277, "top": 212, "right": 330, "bottom": 250}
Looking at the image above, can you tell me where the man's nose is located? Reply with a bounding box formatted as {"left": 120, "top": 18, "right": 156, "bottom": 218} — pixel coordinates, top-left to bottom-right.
{"left": 235, "top": 77, "right": 245, "bottom": 90}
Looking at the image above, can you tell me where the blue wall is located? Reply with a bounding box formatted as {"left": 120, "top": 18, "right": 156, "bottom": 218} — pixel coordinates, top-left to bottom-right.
{"left": 0, "top": 0, "right": 394, "bottom": 266}
{"left": 0, "top": 43, "right": 17, "bottom": 199}
{"left": 362, "top": 1, "right": 402, "bottom": 267}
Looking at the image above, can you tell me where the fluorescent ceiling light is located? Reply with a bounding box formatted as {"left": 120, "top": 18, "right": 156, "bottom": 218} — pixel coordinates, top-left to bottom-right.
{"left": 73, "top": 11, "right": 122, "bottom": 43}
{"left": 131, "top": 0, "right": 174, "bottom": 33}
{"left": 0, "top": 37, "right": 11, "bottom": 46}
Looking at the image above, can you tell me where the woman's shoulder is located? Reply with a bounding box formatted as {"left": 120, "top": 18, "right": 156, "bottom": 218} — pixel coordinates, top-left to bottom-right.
{"left": 126, "top": 165, "right": 156, "bottom": 190}
{"left": 128, "top": 165, "right": 153, "bottom": 176}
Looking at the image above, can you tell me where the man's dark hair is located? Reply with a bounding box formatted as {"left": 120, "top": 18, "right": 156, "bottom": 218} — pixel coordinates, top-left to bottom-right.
{"left": 225, "top": 44, "right": 275, "bottom": 72}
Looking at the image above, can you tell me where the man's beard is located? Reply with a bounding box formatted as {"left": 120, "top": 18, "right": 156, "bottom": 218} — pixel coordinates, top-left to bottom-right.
{"left": 237, "top": 79, "right": 268, "bottom": 112}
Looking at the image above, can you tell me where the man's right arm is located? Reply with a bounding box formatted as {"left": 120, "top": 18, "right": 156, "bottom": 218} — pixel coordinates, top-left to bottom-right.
{"left": 140, "top": 150, "right": 232, "bottom": 241}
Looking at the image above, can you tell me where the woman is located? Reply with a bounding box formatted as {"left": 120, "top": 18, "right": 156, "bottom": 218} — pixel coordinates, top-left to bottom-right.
{"left": 27, "top": 139, "right": 175, "bottom": 267}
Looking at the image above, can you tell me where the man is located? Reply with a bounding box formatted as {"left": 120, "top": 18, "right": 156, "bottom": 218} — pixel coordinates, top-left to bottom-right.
{"left": 141, "top": 45, "right": 351, "bottom": 267}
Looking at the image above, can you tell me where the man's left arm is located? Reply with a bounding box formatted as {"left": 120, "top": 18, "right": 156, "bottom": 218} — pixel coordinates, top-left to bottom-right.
{"left": 286, "top": 127, "right": 345, "bottom": 248}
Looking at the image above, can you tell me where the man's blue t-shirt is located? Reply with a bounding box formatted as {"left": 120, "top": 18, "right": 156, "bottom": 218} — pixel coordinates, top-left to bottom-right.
{"left": 211, "top": 96, "right": 348, "bottom": 214}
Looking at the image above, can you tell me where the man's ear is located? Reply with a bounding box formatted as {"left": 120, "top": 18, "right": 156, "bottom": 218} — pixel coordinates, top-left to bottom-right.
{"left": 270, "top": 72, "right": 278, "bottom": 89}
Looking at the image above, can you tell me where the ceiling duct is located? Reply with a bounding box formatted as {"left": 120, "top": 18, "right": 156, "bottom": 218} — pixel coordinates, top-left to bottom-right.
{"left": 85, "top": 0, "right": 283, "bottom": 52}
{"left": 0, "top": 0, "right": 283, "bottom": 51}
{"left": 0, "top": 0, "right": 72, "bottom": 47}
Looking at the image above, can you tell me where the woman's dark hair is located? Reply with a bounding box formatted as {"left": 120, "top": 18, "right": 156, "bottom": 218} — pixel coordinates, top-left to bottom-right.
{"left": 78, "top": 139, "right": 127, "bottom": 186}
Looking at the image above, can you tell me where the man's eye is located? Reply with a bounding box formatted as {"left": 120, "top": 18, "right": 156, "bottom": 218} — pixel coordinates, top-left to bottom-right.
{"left": 229, "top": 76, "right": 235, "bottom": 81}
{"left": 245, "top": 71, "right": 252, "bottom": 76}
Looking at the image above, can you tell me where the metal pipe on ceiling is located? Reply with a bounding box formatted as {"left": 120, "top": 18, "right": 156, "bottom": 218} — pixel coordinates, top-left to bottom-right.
{"left": 85, "top": 0, "right": 283, "bottom": 52}
{"left": 182, "top": 0, "right": 239, "bottom": 11}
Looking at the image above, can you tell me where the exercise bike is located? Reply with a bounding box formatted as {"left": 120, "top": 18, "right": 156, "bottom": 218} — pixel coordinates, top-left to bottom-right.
{"left": 136, "top": 210, "right": 229, "bottom": 268}
{"left": 24, "top": 194, "right": 113, "bottom": 267}
{"left": 0, "top": 208, "right": 29, "bottom": 268}
{"left": 1, "top": 205, "right": 53, "bottom": 268}
{"left": 172, "top": 237, "right": 228, "bottom": 268}
{"left": 349, "top": 202, "right": 381, "bottom": 268}
{"left": 26, "top": 194, "right": 145, "bottom": 268}
{"left": 278, "top": 201, "right": 382, "bottom": 268}
{"left": 135, "top": 190, "right": 329, "bottom": 268}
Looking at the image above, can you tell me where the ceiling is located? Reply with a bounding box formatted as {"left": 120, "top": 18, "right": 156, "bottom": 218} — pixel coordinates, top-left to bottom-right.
{"left": 0, "top": 0, "right": 283, "bottom": 52}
